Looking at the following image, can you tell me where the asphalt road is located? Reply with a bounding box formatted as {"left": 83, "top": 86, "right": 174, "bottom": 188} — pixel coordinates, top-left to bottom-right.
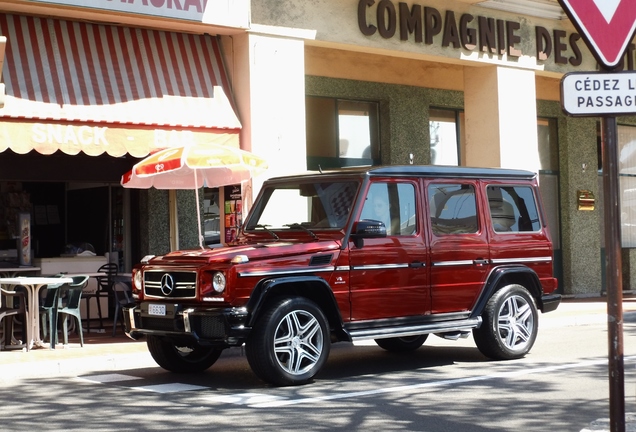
{"left": 1, "top": 303, "right": 636, "bottom": 431}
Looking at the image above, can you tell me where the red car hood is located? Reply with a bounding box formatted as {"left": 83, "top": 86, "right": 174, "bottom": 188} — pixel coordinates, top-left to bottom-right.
{"left": 147, "top": 240, "right": 342, "bottom": 265}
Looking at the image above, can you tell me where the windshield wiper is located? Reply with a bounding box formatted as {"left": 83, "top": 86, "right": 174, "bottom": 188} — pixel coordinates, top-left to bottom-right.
{"left": 254, "top": 224, "right": 280, "bottom": 240}
{"left": 285, "top": 223, "right": 318, "bottom": 240}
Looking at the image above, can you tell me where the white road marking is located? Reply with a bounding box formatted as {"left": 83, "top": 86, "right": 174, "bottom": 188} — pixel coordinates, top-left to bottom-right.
{"left": 202, "top": 393, "right": 286, "bottom": 405}
{"left": 134, "top": 383, "right": 208, "bottom": 393}
{"left": 250, "top": 355, "right": 636, "bottom": 408}
{"left": 78, "top": 373, "right": 143, "bottom": 383}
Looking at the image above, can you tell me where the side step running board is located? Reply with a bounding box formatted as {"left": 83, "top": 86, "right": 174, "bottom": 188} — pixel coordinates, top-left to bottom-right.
{"left": 347, "top": 317, "right": 482, "bottom": 341}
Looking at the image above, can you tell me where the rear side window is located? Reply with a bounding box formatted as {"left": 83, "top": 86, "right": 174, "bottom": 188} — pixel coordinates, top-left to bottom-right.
{"left": 487, "top": 185, "right": 541, "bottom": 232}
{"left": 429, "top": 184, "right": 478, "bottom": 235}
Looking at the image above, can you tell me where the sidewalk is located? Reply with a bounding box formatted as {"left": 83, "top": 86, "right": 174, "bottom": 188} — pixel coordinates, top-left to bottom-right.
{"left": 0, "top": 330, "right": 155, "bottom": 382}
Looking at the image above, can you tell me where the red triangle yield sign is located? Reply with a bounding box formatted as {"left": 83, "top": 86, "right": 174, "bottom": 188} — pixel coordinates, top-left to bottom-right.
{"left": 558, "top": 0, "right": 636, "bottom": 69}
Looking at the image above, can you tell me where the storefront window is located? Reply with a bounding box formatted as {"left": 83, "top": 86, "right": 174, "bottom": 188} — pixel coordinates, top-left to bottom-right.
{"left": 429, "top": 108, "right": 463, "bottom": 166}
{"left": 536, "top": 117, "right": 563, "bottom": 290}
{"left": 618, "top": 125, "right": 636, "bottom": 247}
{"left": 203, "top": 188, "right": 221, "bottom": 246}
{"left": 537, "top": 118, "right": 560, "bottom": 251}
{"left": 306, "top": 97, "right": 379, "bottom": 170}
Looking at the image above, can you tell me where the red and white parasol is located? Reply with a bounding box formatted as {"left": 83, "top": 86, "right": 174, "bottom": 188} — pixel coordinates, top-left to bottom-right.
{"left": 121, "top": 143, "right": 268, "bottom": 248}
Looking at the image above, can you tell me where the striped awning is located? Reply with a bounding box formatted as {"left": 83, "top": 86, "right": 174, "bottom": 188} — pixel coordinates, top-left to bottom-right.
{"left": 0, "top": 14, "right": 241, "bottom": 157}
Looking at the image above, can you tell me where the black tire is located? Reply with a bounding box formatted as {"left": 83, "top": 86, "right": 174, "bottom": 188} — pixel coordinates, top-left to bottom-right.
{"left": 473, "top": 284, "right": 538, "bottom": 360}
{"left": 245, "top": 297, "right": 331, "bottom": 386}
{"left": 146, "top": 335, "right": 223, "bottom": 373}
{"left": 375, "top": 334, "right": 428, "bottom": 352}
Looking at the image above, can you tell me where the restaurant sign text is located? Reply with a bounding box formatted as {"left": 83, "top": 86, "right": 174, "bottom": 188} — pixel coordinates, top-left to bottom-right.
{"left": 29, "top": 0, "right": 209, "bottom": 21}
{"left": 0, "top": 121, "right": 234, "bottom": 157}
{"left": 358, "top": 0, "right": 636, "bottom": 69}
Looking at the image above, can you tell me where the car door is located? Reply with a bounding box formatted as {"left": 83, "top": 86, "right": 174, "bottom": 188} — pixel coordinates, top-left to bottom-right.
{"left": 426, "top": 180, "right": 491, "bottom": 314}
{"left": 348, "top": 179, "right": 429, "bottom": 321}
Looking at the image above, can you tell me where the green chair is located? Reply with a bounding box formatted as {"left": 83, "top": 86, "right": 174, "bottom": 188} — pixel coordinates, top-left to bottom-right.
{"left": 57, "top": 275, "right": 90, "bottom": 347}
{"left": 39, "top": 273, "right": 66, "bottom": 349}
{"left": 39, "top": 278, "right": 67, "bottom": 349}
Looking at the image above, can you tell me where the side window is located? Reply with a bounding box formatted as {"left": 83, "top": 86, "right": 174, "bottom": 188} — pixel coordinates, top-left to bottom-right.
{"left": 361, "top": 182, "right": 416, "bottom": 235}
{"left": 428, "top": 184, "right": 478, "bottom": 235}
{"left": 487, "top": 185, "right": 541, "bottom": 233}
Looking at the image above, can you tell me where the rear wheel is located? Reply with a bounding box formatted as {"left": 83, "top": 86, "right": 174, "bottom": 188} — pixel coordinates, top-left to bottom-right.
{"left": 146, "top": 335, "right": 223, "bottom": 373}
{"left": 473, "top": 284, "right": 538, "bottom": 360}
{"left": 246, "top": 297, "right": 330, "bottom": 386}
{"left": 374, "top": 335, "right": 428, "bottom": 352}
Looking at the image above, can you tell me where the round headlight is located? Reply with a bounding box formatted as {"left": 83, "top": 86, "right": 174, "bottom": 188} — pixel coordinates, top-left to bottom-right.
{"left": 212, "top": 272, "right": 226, "bottom": 293}
{"left": 133, "top": 271, "right": 143, "bottom": 290}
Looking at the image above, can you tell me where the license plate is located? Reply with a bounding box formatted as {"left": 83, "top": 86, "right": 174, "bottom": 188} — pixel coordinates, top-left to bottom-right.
{"left": 148, "top": 304, "right": 166, "bottom": 316}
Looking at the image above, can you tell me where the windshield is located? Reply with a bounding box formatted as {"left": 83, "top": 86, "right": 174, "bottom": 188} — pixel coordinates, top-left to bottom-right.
{"left": 246, "top": 181, "right": 359, "bottom": 231}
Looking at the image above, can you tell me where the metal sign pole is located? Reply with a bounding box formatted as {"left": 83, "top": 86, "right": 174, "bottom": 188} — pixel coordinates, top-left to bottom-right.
{"left": 601, "top": 115, "right": 625, "bottom": 432}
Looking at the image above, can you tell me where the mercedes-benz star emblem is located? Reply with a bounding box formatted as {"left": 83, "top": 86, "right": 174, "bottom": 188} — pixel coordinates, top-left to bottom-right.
{"left": 160, "top": 273, "right": 175, "bottom": 296}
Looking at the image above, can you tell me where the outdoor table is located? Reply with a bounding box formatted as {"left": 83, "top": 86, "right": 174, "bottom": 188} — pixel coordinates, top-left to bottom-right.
{"left": 0, "top": 276, "right": 72, "bottom": 350}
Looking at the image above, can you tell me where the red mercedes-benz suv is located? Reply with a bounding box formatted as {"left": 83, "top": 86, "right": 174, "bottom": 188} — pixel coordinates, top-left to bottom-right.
{"left": 124, "top": 165, "right": 561, "bottom": 386}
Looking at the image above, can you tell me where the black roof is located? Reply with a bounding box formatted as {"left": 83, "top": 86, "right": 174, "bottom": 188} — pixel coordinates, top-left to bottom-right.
{"left": 264, "top": 165, "right": 537, "bottom": 183}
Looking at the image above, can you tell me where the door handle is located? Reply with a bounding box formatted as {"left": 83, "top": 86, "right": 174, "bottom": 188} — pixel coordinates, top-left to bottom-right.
{"left": 473, "top": 259, "right": 489, "bottom": 266}
{"left": 409, "top": 261, "right": 425, "bottom": 268}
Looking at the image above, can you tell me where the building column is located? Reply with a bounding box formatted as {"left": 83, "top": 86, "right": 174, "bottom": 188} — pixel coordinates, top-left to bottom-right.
{"left": 463, "top": 65, "right": 539, "bottom": 173}
{"left": 224, "top": 28, "right": 310, "bottom": 206}
{"left": 558, "top": 116, "right": 602, "bottom": 295}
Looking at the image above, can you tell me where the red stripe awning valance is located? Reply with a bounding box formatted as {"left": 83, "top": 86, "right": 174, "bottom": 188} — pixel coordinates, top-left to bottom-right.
{"left": 0, "top": 14, "right": 241, "bottom": 151}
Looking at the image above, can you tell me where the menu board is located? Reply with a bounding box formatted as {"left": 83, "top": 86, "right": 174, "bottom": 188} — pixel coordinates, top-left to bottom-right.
{"left": 224, "top": 184, "right": 242, "bottom": 243}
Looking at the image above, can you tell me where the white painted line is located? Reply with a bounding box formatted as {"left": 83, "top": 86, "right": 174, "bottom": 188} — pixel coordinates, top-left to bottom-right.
{"left": 78, "top": 373, "right": 143, "bottom": 383}
{"left": 250, "top": 355, "right": 636, "bottom": 408}
{"left": 134, "top": 383, "right": 208, "bottom": 393}
{"left": 202, "top": 393, "right": 286, "bottom": 405}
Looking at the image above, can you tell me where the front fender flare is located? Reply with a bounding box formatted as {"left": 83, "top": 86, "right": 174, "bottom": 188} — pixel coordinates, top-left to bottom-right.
{"left": 244, "top": 276, "right": 345, "bottom": 335}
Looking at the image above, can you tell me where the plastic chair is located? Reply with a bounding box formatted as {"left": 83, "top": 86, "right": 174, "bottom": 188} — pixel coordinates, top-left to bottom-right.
{"left": 39, "top": 276, "right": 68, "bottom": 349}
{"left": 84, "top": 262, "right": 118, "bottom": 332}
{"left": 112, "top": 280, "right": 133, "bottom": 336}
{"left": 0, "top": 286, "right": 29, "bottom": 351}
{"left": 57, "top": 275, "right": 89, "bottom": 347}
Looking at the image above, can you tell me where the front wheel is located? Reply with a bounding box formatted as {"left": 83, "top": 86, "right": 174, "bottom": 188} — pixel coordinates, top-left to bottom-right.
{"left": 147, "top": 335, "right": 223, "bottom": 373}
{"left": 246, "top": 297, "right": 331, "bottom": 386}
{"left": 375, "top": 335, "right": 428, "bottom": 352}
{"left": 473, "top": 284, "right": 538, "bottom": 360}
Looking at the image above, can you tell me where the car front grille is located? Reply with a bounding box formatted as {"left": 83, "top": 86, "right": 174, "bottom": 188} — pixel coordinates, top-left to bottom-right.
{"left": 144, "top": 270, "right": 197, "bottom": 299}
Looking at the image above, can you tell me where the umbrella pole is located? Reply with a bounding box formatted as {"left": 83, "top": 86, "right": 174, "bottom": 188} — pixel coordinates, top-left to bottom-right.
{"left": 194, "top": 173, "right": 204, "bottom": 250}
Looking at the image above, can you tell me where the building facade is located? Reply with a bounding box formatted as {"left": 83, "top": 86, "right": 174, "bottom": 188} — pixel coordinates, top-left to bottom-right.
{"left": 0, "top": 0, "right": 633, "bottom": 296}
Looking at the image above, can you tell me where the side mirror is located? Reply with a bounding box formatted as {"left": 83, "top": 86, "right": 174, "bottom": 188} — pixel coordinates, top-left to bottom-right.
{"left": 351, "top": 219, "right": 387, "bottom": 248}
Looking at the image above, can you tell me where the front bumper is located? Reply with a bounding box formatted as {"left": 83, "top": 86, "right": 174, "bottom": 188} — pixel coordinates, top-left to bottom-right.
{"left": 123, "top": 302, "right": 251, "bottom": 346}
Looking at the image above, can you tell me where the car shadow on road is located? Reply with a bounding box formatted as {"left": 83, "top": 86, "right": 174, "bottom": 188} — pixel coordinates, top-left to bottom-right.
{"left": 316, "top": 341, "right": 488, "bottom": 382}
{"left": 65, "top": 340, "right": 489, "bottom": 391}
